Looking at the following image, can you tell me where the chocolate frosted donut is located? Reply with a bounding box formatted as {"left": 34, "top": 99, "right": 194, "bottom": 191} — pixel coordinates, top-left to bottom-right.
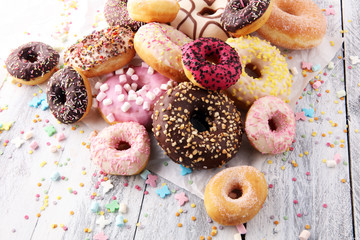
{"left": 47, "top": 66, "right": 92, "bottom": 124}
{"left": 221, "top": 0, "right": 273, "bottom": 37}
{"left": 152, "top": 82, "right": 243, "bottom": 169}
{"left": 5, "top": 42, "right": 59, "bottom": 85}
{"left": 104, "top": 0, "right": 144, "bottom": 31}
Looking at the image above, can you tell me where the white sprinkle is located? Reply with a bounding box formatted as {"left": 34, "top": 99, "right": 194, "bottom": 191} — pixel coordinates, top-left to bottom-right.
{"left": 146, "top": 91, "right": 156, "bottom": 100}
{"left": 153, "top": 88, "right": 161, "bottom": 96}
{"left": 115, "top": 68, "right": 125, "bottom": 75}
{"left": 119, "top": 203, "right": 128, "bottom": 214}
{"left": 168, "top": 80, "right": 176, "bottom": 87}
{"left": 100, "top": 83, "right": 109, "bottom": 92}
{"left": 95, "top": 82, "right": 102, "bottom": 90}
{"left": 106, "top": 113, "right": 115, "bottom": 122}
{"left": 131, "top": 83, "right": 138, "bottom": 91}
{"left": 50, "top": 145, "right": 58, "bottom": 153}
{"left": 115, "top": 85, "right": 122, "bottom": 94}
{"left": 290, "top": 67, "right": 298, "bottom": 75}
{"left": 350, "top": 55, "right": 360, "bottom": 65}
{"left": 147, "top": 67, "right": 154, "bottom": 75}
{"left": 96, "top": 92, "right": 107, "bottom": 102}
{"left": 143, "top": 84, "right": 150, "bottom": 91}
{"left": 327, "top": 61, "right": 335, "bottom": 70}
{"left": 143, "top": 101, "right": 150, "bottom": 111}
{"left": 141, "top": 62, "right": 149, "bottom": 68}
{"left": 12, "top": 137, "right": 25, "bottom": 148}
{"left": 128, "top": 92, "right": 137, "bottom": 101}
{"left": 23, "top": 131, "right": 34, "bottom": 140}
{"left": 299, "top": 230, "right": 311, "bottom": 240}
{"left": 136, "top": 96, "right": 144, "bottom": 105}
{"left": 117, "top": 94, "right": 125, "bottom": 102}
{"left": 336, "top": 90, "right": 346, "bottom": 98}
{"left": 124, "top": 83, "right": 131, "bottom": 92}
{"left": 131, "top": 74, "right": 139, "bottom": 81}
{"left": 121, "top": 102, "right": 131, "bottom": 112}
{"left": 119, "top": 74, "right": 127, "bottom": 83}
{"left": 126, "top": 67, "right": 135, "bottom": 76}
{"left": 103, "top": 98, "right": 113, "bottom": 106}
{"left": 92, "top": 98, "right": 98, "bottom": 108}
{"left": 326, "top": 160, "right": 337, "bottom": 168}
{"left": 160, "top": 84, "right": 169, "bottom": 90}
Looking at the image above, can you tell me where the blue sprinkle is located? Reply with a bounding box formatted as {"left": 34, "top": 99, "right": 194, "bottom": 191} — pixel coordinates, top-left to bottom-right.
{"left": 29, "top": 97, "right": 41, "bottom": 108}
{"left": 302, "top": 108, "right": 314, "bottom": 118}
{"left": 90, "top": 202, "right": 100, "bottom": 213}
{"left": 115, "top": 215, "right": 124, "bottom": 227}
{"left": 156, "top": 185, "right": 171, "bottom": 198}
{"left": 51, "top": 172, "right": 61, "bottom": 181}
{"left": 41, "top": 101, "right": 49, "bottom": 111}
{"left": 312, "top": 64, "right": 321, "bottom": 72}
{"left": 180, "top": 165, "right": 192, "bottom": 176}
{"left": 140, "top": 169, "right": 151, "bottom": 180}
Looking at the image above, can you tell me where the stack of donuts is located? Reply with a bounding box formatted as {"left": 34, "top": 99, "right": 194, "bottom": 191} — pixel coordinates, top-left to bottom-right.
{"left": 4, "top": 0, "right": 327, "bottom": 227}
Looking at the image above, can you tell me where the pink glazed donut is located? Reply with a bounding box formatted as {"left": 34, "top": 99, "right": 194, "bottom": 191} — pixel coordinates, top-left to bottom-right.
{"left": 96, "top": 62, "right": 175, "bottom": 129}
{"left": 90, "top": 122, "right": 150, "bottom": 175}
{"left": 245, "top": 96, "right": 296, "bottom": 154}
{"left": 181, "top": 37, "right": 242, "bottom": 91}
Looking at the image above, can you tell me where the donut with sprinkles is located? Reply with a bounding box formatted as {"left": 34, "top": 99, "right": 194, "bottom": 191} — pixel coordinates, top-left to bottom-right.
{"left": 221, "top": 0, "right": 273, "bottom": 37}
{"left": 47, "top": 66, "right": 92, "bottom": 124}
{"left": 64, "top": 26, "right": 135, "bottom": 78}
{"left": 152, "top": 81, "right": 243, "bottom": 170}
{"left": 181, "top": 37, "right": 242, "bottom": 91}
{"left": 5, "top": 42, "right": 59, "bottom": 85}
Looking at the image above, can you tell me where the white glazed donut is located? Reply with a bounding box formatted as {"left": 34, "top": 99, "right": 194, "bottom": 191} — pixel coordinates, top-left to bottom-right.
{"left": 170, "top": 0, "right": 230, "bottom": 41}
{"left": 90, "top": 122, "right": 150, "bottom": 175}
{"left": 245, "top": 96, "right": 296, "bottom": 154}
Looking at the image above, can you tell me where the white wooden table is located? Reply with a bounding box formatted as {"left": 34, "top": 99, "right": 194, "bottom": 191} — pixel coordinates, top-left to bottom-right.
{"left": 0, "top": 0, "right": 359, "bottom": 239}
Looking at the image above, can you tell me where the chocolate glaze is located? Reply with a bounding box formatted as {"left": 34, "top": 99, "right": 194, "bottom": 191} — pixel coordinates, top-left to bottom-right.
{"left": 5, "top": 42, "right": 59, "bottom": 81}
{"left": 47, "top": 66, "right": 89, "bottom": 124}
{"left": 221, "top": 0, "right": 271, "bottom": 32}
{"left": 152, "top": 82, "right": 243, "bottom": 170}
{"left": 104, "top": 0, "right": 144, "bottom": 31}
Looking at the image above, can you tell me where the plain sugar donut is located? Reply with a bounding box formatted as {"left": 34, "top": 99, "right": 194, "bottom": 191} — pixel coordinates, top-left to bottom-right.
{"left": 257, "top": 0, "right": 327, "bottom": 49}
{"left": 90, "top": 122, "right": 150, "bottom": 176}
{"left": 204, "top": 166, "right": 267, "bottom": 225}
{"left": 245, "top": 96, "right": 296, "bottom": 154}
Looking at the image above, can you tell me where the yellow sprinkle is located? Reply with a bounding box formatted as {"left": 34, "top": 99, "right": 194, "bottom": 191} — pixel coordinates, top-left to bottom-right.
{"left": 308, "top": 118, "right": 314, "bottom": 122}
{"left": 80, "top": 130, "right": 84, "bottom": 134}
{"left": 299, "top": 153, "right": 303, "bottom": 157}
{"left": 70, "top": 211, "right": 74, "bottom": 215}
{"left": 179, "top": 208, "right": 183, "bottom": 213}
{"left": 312, "top": 132, "right": 317, "bottom": 137}
{"left": 355, "top": 129, "right": 359, "bottom": 133}
{"left": 191, "top": 203, "right": 196, "bottom": 208}
{"left": 322, "top": 159, "right": 327, "bottom": 163}
{"left": 80, "top": 183, "right": 84, "bottom": 187}
{"left": 348, "top": 20, "right": 352, "bottom": 22}
{"left": 82, "top": 171, "right": 87, "bottom": 175}
{"left": 330, "top": 41, "right": 335, "bottom": 46}
{"left": 268, "top": 160, "right": 273, "bottom": 164}
{"left": 136, "top": 222, "right": 141, "bottom": 227}
{"left": 40, "top": 161, "right": 47, "bottom": 167}
{"left": 334, "top": 100, "right": 339, "bottom": 104}
{"left": 338, "top": 110, "right": 342, "bottom": 114}
{"left": 123, "top": 219, "right": 128, "bottom": 223}
{"left": 51, "top": 224, "right": 57, "bottom": 229}
{"left": 39, "top": 90, "right": 43, "bottom": 94}
{"left": 341, "top": 179, "right": 346, "bottom": 183}
{"left": 328, "top": 131, "right": 333, "bottom": 135}
{"left": 321, "top": 111, "right": 325, "bottom": 115}
{"left": 29, "top": 150, "right": 33, "bottom": 154}
{"left": 178, "top": 223, "right": 183, "bottom": 227}
{"left": 340, "top": 139, "right": 345, "bottom": 143}
{"left": 281, "top": 166, "right": 285, "bottom": 170}
{"left": 57, "top": 145, "right": 61, "bottom": 149}
{"left": 304, "top": 151, "right": 309, "bottom": 155}
{"left": 57, "top": 196, "right": 61, "bottom": 200}
{"left": 100, "top": 211, "right": 104, "bottom": 215}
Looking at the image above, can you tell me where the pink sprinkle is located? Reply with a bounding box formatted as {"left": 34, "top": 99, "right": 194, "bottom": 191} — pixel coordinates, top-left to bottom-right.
{"left": 24, "top": 215, "right": 29, "bottom": 220}
{"left": 5, "top": 140, "right": 9, "bottom": 143}
{"left": 292, "top": 178, "right": 297, "bottom": 182}
{"left": 323, "top": 72, "right": 327, "bottom": 76}
{"left": 124, "top": 182, "right": 128, "bottom": 187}
{"left": 348, "top": 66, "right": 352, "bottom": 69}
{"left": 293, "top": 200, "right": 298, "bottom": 204}
{"left": 269, "top": 184, "right": 273, "bottom": 188}
{"left": 317, "top": 93, "right": 322, "bottom": 97}
{"left": 306, "top": 172, "right": 310, "bottom": 176}
{"left": 35, "top": 194, "right": 40, "bottom": 198}
{"left": 63, "top": 226, "right": 68, "bottom": 231}
{"left": 297, "top": 213, "right": 302, "bottom": 217}
{"left": 45, "top": 119, "right": 49, "bottom": 123}
{"left": 20, "top": 131, "right": 24, "bottom": 134}
{"left": 323, "top": 204, "right": 328, "bottom": 208}
{"left": 90, "top": 195, "right": 95, "bottom": 199}
{"left": 144, "top": 191, "right": 149, "bottom": 195}
{"left": 326, "top": 142, "right": 331, "bottom": 147}
{"left": 112, "top": 196, "right": 117, "bottom": 200}
{"left": 73, "top": 191, "right": 77, "bottom": 195}
{"left": 29, "top": 141, "right": 39, "bottom": 150}
{"left": 46, "top": 142, "right": 51, "bottom": 146}
{"left": 93, "top": 173, "right": 97, "bottom": 177}
{"left": 290, "top": 147, "right": 294, "bottom": 151}
{"left": 61, "top": 176, "right": 65, "bottom": 180}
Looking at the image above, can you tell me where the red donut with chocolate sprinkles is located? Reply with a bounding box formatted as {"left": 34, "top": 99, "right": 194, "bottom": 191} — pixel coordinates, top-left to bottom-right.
{"left": 152, "top": 82, "right": 243, "bottom": 170}
{"left": 181, "top": 37, "right": 242, "bottom": 91}
{"left": 47, "top": 66, "right": 92, "bottom": 124}
{"left": 5, "top": 42, "right": 59, "bottom": 85}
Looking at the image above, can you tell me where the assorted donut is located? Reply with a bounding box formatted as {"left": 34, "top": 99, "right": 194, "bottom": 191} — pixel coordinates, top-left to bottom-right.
{"left": 5, "top": 0, "right": 330, "bottom": 227}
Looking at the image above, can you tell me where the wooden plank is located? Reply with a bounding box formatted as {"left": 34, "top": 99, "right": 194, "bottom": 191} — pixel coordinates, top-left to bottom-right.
{"left": 342, "top": 0, "right": 360, "bottom": 239}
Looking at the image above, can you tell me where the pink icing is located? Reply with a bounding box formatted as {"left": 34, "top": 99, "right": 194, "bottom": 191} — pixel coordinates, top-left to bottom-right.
{"left": 89, "top": 122, "right": 150, "bottom": 175}
{"left": 245, "top": 96, "right": 296, "bottom": 154}
{"left": 181, "top": 37, "right": 241, "bottom": 90}
{"left": 97, "top": 64, "right": 174, "bottom": 128}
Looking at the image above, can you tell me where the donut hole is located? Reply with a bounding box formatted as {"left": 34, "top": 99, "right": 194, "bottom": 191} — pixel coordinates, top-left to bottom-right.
{"left": 245, "top": 63, "right": 262, "bottom": 79}
{"left": 228, "top": 187, "right": 243, "bottom": 199}
{"left": 115, "top": 141, "right": 131, "bottom": 151}
{"left": 54, "top": 88, "right": 66, "bottom": 105}
{"left": 268, "top": 114, "right": 285, "bottom": 132}
{"left": 190, "top": 110, "right": 210, "bottom": 132}
{"left": 198, "top": 7, "right": 217, "bottom": 17}
{"left": 205, "top": 53, "right": 220, "bottom": 65}
{"left": 20, "top": 47, "right": 39, "bottom": 63}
